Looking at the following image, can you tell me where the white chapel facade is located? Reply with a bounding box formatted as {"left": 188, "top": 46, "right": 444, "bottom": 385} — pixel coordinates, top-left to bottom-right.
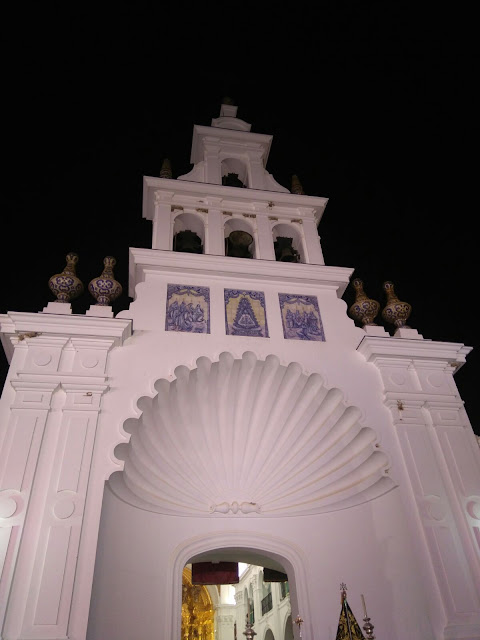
{"left": 0, "top": 100, "right": 479, "bottom": 640}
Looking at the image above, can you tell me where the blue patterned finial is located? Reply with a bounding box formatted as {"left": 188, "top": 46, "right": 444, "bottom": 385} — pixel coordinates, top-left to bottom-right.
{"left": 382, "top": 281, "right": 412, "bottom": 329}
{"left": 48, "top": 253, "right": 84, "bottom": 303}
{"left": 88, "top": 257, "right": 122, "bottom": 306}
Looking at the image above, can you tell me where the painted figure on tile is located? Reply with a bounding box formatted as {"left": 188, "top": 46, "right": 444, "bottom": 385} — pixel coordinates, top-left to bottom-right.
{"left": 167, "top": 301, "right": 204, "bottom": 331}
{"left": 166, "top": 284, "right": 210, "bottom": 333}
{"left": 280, "top": 293, "right": 325, "bottom": 341}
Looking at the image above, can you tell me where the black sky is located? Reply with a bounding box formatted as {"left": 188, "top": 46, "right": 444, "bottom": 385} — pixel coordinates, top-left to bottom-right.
{"left": 1, "top": 5, "right": 477, "bottom": 434}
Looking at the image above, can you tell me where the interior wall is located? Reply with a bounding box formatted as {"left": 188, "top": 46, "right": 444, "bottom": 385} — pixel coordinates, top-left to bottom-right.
{"left": 86, "top": 482, "right": 434, "bottom": 640}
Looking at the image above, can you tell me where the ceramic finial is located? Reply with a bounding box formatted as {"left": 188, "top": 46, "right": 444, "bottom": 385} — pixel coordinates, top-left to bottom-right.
{"left": 88, "top": 256, "right": 122, "bottom": 306}
{"left": 291, "top": 174, "right": 305, "bottom": 195}
{"left": 382, "top": 281, "right": 412, "bottom": 329}
{"left": 160, "top": 158, "right": 172, "bottom": 179}
{"left": 48, "top": 252, "right": 84, "bottom": 303}
{"left": 348, "top": 278, "right": 380, "bottom": 327}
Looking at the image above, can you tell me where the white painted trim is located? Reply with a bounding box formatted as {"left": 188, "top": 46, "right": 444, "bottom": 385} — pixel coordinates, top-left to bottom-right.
{"left": 128, "top": 247, "right": 352, "bottom": 298}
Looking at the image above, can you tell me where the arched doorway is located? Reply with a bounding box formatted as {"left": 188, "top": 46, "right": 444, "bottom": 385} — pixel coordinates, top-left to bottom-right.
{"left": 86, "top": 352, "right": 390, "bottom": 639}
{"left": 184, "top": 548, "right": 296, "bottom": 640}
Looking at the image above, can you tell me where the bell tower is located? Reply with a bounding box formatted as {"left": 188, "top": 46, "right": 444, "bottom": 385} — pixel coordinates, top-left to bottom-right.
{"left": 143, "top": 98, "right": 327, "bottom": 267}
{"left": 179, "top": 96, "right": 288, "bottom": 191}
{"left": 0, "top": 99, "right": 479, "bottom": 640}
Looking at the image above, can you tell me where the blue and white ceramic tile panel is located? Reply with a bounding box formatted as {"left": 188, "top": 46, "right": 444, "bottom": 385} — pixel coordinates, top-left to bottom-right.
{"left": 278, "top": 293, "right": 326, "bottom": 341}
{"left": 224, "top": 289, "right": 269, "bottom": 338}
{"left": 166, "top": 284, "right": 210, "bottom": 333}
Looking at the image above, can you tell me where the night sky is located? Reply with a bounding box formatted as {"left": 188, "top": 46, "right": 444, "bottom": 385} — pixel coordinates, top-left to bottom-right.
{"left": 1, "top": 6, "right": 477, "bottom": 435}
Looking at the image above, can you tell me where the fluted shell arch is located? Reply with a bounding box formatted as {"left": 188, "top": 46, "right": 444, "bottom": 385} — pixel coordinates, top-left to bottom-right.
{"left": 111, "top": 351, "right": 395, "bottom": 516}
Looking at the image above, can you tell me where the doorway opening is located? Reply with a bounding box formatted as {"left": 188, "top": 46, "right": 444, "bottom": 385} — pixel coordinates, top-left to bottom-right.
{"left": 184, "top": 552, "right": 294, "bottom": 640}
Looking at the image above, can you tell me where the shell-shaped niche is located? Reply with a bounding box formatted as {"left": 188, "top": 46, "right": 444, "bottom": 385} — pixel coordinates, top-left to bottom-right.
{"left": 110, "top": 352, "right": 395, "bottom": 516}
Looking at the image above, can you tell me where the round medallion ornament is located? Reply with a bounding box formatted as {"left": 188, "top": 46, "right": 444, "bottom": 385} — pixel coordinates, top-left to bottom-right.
{"left": 88, "top": 256, "right": 122, "bottom": 306}
{"left": 48, "top": 253, "right": 84, "bottom": 303}
{"left": 348, "top": 278, "right": 380, "bottom": 327}
{"left": 54, "top": 498, "right": 76, "bottom": 519}
{"left": 0, "top": 496, "right": 17, "bottom": 518}
{"left": 382, "top": 281, "right": 412, "bottom": 328}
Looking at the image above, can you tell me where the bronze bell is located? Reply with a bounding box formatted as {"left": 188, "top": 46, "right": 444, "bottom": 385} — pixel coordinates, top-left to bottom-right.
{"left": 226, "top": 230, "right": 253, "bottom": 258}
{"left": 222, "top": 172, "right": 245, "bottom": 188}
{"left": 173, "top": 230, "right": 203, "bottom": 254}
{"left": 274, "top": 237, "right": 299, "bottom": 262}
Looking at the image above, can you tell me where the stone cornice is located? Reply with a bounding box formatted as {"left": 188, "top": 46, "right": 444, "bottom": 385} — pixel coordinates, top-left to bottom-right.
{"left": 16, "top": 372, "right": 109, "bottom": 385}
{"left": 357, "top": 335, "right": 472, "bottom": 371}
{"left": 128, "top": 247, "right": 353, "bottom": 298}
{"left": 0, "top": 312, "right": 132, "bottom": 351}
{"left": 142, "top": 176, "right": 328, "bottom": 224}
{"left": 190, "top": 124, "right": 273, "bottom": 165}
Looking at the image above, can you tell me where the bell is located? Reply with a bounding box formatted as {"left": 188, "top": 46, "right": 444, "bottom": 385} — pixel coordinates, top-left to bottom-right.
{"left": 222, "top": 172, "right": 245, "bottom": 188}
{"left": 173, "top": 230, "right": 203, "bottom": 254}
{"left": 226, "top": 230, "right": 253, "bottom": 258}
{"left": 274, "top": 237, "right": 299, "bottom": 262}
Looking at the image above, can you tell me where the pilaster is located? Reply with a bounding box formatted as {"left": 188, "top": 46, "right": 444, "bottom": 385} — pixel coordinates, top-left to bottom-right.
{"left": 204, "top": 207, "right": 224, "bottom": 256}
{"left": 254, "top": 209, "right": 275, "bottom": 261}
{"left": 0, "top": 379, "right": 59, "bottom": 633}
{"left": 247, "top": 152, "right": 267, "bottom": 190}
{"left": 204, "top": 142, "right": 222, "bottom": 184}
{"left": 358, "top": 336, "right": 480, "bottom": 639}
{"left": 250, "top": 573, "right": 261, "bottom": 625}
{"left": 0, "top": 312, "right": 131, "bottom": 640}
{"left": 302, "top": 216, "right": 324, "bottom": 265}
{"left": 215, "top": 613, "right": 234, "bottom": 640}
{"left": 152, "top": 190, "right": 175, "bottom": 250}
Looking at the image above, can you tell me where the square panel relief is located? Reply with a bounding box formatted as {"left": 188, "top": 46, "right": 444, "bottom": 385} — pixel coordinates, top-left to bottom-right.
{"left": 279, "top": 293, "right": 325, "bottom": 341}
{"left": 166, "top": 284, "right": 210, "bottom": 333}
{"left": 224, "top": 289, "right": 269, "bottom": 338}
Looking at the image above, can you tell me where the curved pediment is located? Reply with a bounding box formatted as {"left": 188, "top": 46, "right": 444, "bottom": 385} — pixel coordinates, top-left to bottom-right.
{"left": 110, "top": 351, "right": 395, "bottom": 516}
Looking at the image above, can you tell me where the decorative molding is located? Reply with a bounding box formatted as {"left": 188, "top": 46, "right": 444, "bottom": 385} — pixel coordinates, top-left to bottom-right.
{"left": 128, "top": 247, "right": 353, "bottom": 299}
{"left": 357, "top": 335, "right": 472, "bottom": 370}
{"left": 143, "top": 175, "right": 328, "bottom": 224}
{"left": 153, "top": 189, "right": 175, "bottom": 205}
{"left": 210, "top": 502, "right": 261, "bottom": 514}
{"left": 0, "top": 312, "right": 132, "bottom": 353}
